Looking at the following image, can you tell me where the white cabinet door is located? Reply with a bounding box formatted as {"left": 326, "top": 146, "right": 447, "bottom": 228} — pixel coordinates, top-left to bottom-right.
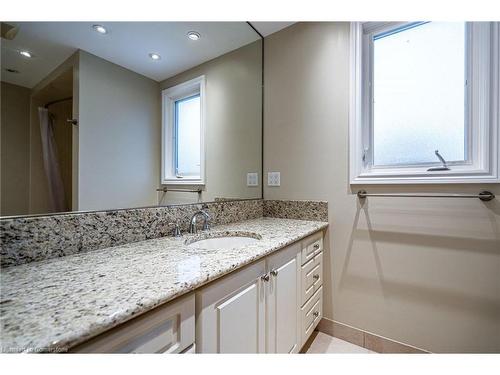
{"left": 217, "top": 280, "right": 264, "bottom": 353}
{"left": 266, "top": 242, "right": 301, "bottom": 353}
{"left": 196, "top": 259, "right": 266, "bottom": 353}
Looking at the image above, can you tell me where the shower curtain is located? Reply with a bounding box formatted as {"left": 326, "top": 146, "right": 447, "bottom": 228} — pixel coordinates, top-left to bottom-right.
{"left": 38, "top": 107, "right": 68, "bottom": 212}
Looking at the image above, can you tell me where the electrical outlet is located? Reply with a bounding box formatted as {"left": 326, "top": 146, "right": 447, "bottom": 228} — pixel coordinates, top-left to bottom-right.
{"left": 267, "top": 172, "right": 280, "bottom": 186}
{"left": 247, "top": 172, "right": 258, "bottom": 186}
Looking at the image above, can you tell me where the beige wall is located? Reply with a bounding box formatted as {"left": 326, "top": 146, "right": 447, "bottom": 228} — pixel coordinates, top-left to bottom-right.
{"left": 77, "top": 51, "right": 160, "bottom": 211}
{"left": 264, "top": 22, "right": 500, "bottom": 353}
{"left": 0, "top": 82, "right": 30, "bottom": 216}
{"left": 160, "top": 41, "right": 262, "bottom": 204}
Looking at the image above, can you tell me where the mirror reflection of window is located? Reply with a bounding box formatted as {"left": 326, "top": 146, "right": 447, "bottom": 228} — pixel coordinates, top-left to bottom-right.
{"left": 162, "top": 75, "right": 205, "bottom": 186}
{"left": 174, "top": 94, "right": 201, "bottom": 178}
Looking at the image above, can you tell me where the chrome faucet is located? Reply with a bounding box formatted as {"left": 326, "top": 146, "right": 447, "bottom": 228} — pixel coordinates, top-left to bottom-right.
{"left": 189, "top": 209, "right": 211, "bottom": 234}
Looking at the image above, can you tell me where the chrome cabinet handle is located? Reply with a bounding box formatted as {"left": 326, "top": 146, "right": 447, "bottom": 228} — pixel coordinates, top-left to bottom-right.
{"left": 313, "top": 311, "right": 319, "bottom": 317}
{"left": 261, "top": 273, "right": 270, "bottom": 282}
{"left": 313, "top": 274, "right": 320, "bottom": 280}
{"left": 270, "top": 269, "right": 278, "bottom": 277}
{"left": 313, "top": 244, "right": 320, "bottom": 250}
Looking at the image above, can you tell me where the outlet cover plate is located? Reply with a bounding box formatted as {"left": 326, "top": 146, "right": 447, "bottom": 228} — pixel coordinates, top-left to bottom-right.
{"left": 267, "top": 172, "right": 280, "bottom": 186}
{"left": 247, "top": 172, "right": 258, "bottom": 186}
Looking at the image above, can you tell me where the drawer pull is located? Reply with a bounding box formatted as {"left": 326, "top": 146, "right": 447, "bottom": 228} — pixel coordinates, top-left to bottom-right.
{"left": 270, "top": 269, "right": 278, "bottom": 277}
{"left": 313, "top": 311, "right": 319, "bottom": 317}
{"left": 313, "top": 244, "right": 320, "bottom": 250}
{"left": 313, "top": 274, "right": 320, "bottom": 280}
{"left": 261, "top": 273, "right": 270, "bottom": 282}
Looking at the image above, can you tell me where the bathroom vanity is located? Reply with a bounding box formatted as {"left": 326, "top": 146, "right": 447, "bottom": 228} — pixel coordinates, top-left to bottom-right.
{"left": 195, "top": 230, "right": 323, "bottom": 353}
{"left": 0, "top": 216, "right": 327, "bottom": 354}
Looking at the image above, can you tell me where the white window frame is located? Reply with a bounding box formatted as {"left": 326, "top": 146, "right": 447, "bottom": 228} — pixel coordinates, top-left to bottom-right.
{"left": 161, "top": 75, "right": 206, "bottom": 185}
{"left": 349, "top": 22, "right": 500, "bottom": 184}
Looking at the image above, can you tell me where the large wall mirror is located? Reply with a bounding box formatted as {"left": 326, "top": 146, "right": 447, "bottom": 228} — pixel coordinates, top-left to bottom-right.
{"left": 0, "top": 22, "right": 262, "bottom": 217}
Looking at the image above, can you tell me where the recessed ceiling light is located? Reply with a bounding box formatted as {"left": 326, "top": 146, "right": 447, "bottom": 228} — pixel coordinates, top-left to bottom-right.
{"left": 149, "top": 53, "right": 161, "bottom": 61}
{"left": 187, "top": 31, "right": 201, "bottom": 41}
{"left": 19, "top": 50, "right": 33, "bottom": 58}
{"left": 92, "top": 24, "right": 108, "bottom": 34}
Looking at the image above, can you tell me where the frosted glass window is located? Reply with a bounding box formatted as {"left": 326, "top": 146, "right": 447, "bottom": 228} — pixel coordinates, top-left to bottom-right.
{"left": 174, "top": 94, "right": 201, "bottom": 177}
{"left": 372, "top": 22, "right": 467, "bottom": 166}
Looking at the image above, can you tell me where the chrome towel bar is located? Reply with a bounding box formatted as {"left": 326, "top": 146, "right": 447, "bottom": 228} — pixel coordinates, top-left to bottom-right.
{"left": 357, "top": 190, "right": 495, "bottom": 202}
{"left": 156, "top": 187, "right": 202, "bottom": 193}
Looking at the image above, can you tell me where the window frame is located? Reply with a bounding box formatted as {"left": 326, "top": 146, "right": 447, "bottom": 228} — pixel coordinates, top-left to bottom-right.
{"left": 161, "top": 75, "right": 206, "bottom": 186}
{"left": 349, "top": 22, "right": 500, "bottom": 184}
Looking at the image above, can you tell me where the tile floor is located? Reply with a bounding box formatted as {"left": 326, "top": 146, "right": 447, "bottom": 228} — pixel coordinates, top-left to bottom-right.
{"left": 305, "top": 331, "right": 375, "bottom": 354}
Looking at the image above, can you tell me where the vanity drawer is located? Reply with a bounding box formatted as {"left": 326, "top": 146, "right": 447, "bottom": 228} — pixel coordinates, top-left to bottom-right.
{"left": 301, "top": 286, "right": 323, "bottom": 345}
{"left": 301, "top": 233, "right": 323, "bottom": 265}
{"left": 301, "top": 251, "right": 323, "bottom": 305}
{"left": 71, "top": 293, "right": 195, "bottom": 353}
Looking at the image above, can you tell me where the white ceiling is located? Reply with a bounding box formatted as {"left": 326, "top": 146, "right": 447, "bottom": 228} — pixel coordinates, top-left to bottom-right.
{"left": 250, "top": 22, "right": 295, "bottom": 37}
{"left": 1, "top": 22, "right": 263, "bottom": 88}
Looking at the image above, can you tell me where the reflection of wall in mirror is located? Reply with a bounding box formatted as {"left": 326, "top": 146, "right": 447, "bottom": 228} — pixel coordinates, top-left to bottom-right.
{"left": 77, "top": 50, "right": 161, "bottom": 211}
{"left": 1, "top": 82, "right": 30, "bottom": 216}
{"left": 159, "top": 40, "right": 262, "bottom": 205}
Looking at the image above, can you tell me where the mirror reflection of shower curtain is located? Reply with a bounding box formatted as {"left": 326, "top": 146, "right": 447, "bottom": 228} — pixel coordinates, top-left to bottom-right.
{"left": 38, "top": 107, "right": 68, "bottom": 212}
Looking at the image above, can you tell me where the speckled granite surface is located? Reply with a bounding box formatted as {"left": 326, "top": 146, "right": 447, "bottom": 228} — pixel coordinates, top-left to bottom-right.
{"left": 0, "top": 217, "right": 327, "bottom": 353}
{"left": 1, "top": 199, "right": 263, "bottom": 268}
{"left": 264, "top": 200, "right": 328, "bottom": 221}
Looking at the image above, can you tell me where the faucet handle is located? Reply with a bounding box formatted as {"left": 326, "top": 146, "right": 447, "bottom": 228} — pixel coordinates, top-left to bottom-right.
{"left": 169, "top": 221, "right": 182, "bottom": 237}
{"left": 202, "top": 210, "right": 211, "bottom": 231}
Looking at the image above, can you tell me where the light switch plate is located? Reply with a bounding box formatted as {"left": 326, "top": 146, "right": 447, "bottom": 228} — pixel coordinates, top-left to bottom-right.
{"left": 247, "top": 172, "right": 258, "bottom": 186}
{"left": 267, "top": 172, "right": 280, "bottom": 186}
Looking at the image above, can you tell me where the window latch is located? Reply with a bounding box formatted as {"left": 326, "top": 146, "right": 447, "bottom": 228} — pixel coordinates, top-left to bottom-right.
{"left": 427, "top": 150, "right": 450, "bottom": 171}
{"left": 362, "top": 148, "right": 369, "bottom": 163}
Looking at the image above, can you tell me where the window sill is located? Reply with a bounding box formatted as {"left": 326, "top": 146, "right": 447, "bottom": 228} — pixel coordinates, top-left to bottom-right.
{"left": 161, "top": 178, "right": 205, "bottom": 186}
{"left": 351, "top": 172, "right": 500, "bottom": 184}
{"left": 351, "top": 158, "right": 499, "bottom": 185}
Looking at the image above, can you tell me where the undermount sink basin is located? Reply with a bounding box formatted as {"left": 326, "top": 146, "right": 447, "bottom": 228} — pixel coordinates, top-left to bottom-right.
{"left": 186, "top": 232, "right": 261, "bottom": 250}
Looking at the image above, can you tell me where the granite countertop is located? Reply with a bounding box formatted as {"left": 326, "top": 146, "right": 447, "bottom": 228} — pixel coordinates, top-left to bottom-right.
{"left": 0, "top": 217, "right": 327, "bottom": 353}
